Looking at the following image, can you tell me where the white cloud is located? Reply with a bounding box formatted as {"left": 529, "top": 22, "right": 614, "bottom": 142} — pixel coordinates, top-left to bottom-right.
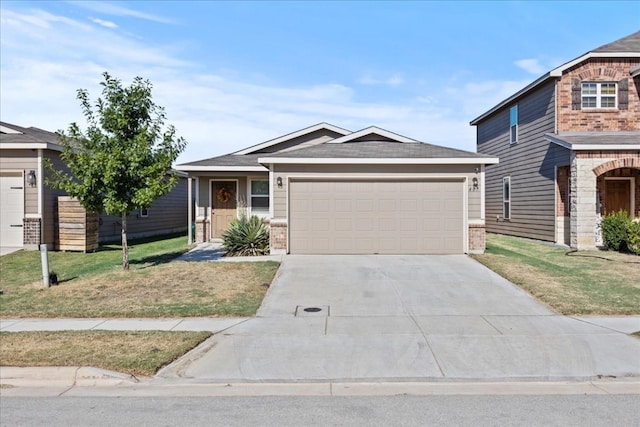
{"left": 91, "top": 18, "right": 118, "bottom": 29}
{"left": 514, "top": 58, "right": 546, "bottom": 75}
{"left": 358, "top": 73, "right": 404, "bottom": 87}
{"left": 66, "top": 1, "right": 174, "bottom": 24}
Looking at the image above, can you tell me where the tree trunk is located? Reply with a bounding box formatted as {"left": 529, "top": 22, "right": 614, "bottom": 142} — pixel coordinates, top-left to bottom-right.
{"left": 121, "top": 212, "right": 129, "bottom": 271}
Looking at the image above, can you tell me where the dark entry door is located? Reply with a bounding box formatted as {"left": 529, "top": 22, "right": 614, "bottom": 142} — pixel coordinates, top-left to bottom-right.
{"left": 604, "top": 180, "right": 631, "bottom": 215}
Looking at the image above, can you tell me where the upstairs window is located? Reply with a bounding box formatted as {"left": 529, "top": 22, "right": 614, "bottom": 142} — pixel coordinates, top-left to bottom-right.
{"left": 139, "top": 208, "right": 149, "bottom": 218}
{"left": 581, "top": 82, "right": 616, "bottom": 109}
{"left": 509, "top": 105, "right": 518, "bottom": 144}
{"left": 250, "top": 179, "right": 269, "bottom": 216}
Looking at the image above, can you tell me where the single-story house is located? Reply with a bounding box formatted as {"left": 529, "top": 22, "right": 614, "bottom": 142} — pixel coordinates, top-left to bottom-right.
{"left": 0, "top": 121, "right": 189, "bottom": 250}
{"left": 176, "top": 123, "right": 498, "bottom": 255}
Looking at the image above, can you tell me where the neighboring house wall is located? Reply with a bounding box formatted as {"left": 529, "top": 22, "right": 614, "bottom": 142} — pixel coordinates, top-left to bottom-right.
{"left": 477, "top": 81, "right": 569, "bottom": 242}
{"left": 98, "top": 176, "right": 189, "bottom": 242}
{"left": 43, "top": 151, "right": 68, "bottom": 247}
{"left": 557, "top": 58, "right": 640, "bottom": 131}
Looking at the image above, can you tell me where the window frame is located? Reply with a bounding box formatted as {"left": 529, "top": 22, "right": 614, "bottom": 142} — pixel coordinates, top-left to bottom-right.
{"left": 139, "top": 208, "right": 149, "bottom": 218}
{"left": 503, "top": 176, "right": 511, "bottom": 220}
{"left": 581, "top": 82, "right": 617, "bottom": 109}
{"left": 509, "top": 105, "right": 518, "bottom": 144}
{"left": 249, "top": 178, "right": 270, "bottom": 217}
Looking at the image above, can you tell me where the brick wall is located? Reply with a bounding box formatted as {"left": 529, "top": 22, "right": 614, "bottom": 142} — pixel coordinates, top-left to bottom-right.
{"left": 195, "top": 219, "right": 210, "bottom": 243}
{"left": 23, "top": 217, "right": 41, "bottom": 247}
{"left": 468, "top": 223, "right": 485, "bottom": 254}
{"left": 556, "top": 166, "right": 571, "bottom": 216}
{"left": 557, "top": 59, "right": 640, "bottom": 131}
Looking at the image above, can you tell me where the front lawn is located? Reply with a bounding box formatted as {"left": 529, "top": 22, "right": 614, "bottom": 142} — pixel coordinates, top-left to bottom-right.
{"left": 472, "top": 234, "right": 640, "bottom": 315}
{"left": 0, "top": 331, "right": 211, "bottom": 377}
{"left": 0, "top": 235, "right": 279, "bottom": 318}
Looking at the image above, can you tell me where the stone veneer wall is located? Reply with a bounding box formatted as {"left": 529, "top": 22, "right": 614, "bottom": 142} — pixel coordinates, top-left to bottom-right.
{"left": 269, "top": 220, "right": 287, "bottom": 254}
{"left": 23, "top": 217, "right": 41, "bottom": 248}
{"left": 194, "top": 219, "right": 210, "bottom": 243}
{"left": 570, "top": 151, "right": 640, "bottom": 249}
{"left": 468, "top": 223, "right": 485, "bottom": 254}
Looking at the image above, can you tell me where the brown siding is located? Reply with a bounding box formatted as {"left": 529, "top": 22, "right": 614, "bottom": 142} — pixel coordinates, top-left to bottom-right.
{"left": 477, "top": 80, "right": 569, "bottom": 242}
{"left": 558, "top": 59, "right": 640, "bottom": 132}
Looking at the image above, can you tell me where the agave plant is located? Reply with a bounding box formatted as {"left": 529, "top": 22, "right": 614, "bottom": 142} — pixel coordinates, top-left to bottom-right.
{"left": 222, "top": 215, "right": 270, "bottom": 256}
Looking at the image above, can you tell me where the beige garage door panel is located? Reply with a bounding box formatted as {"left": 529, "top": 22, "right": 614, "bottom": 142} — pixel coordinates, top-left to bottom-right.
{"left": 0, "top": 174, "right": 25, "bottom": 247}
{"left": 289, "top": 180, "right": 464, "bottom": 254}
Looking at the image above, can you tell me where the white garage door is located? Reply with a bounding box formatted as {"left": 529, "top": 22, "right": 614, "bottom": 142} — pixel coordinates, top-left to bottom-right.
{"left": 289, "top": 179, "right": 465, "bottom": 254}
{"left": 0, "top": 173, "right": 25, "bottom": 247}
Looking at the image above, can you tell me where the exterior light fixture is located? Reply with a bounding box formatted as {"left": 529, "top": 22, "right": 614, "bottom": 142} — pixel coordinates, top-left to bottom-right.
{"left": 472, "top": 177, "right": 479, "bottom": 190}
{"left": 27, "top": 170, "right": 36, "bottom": 186}
{"left": 276, "top": 177, "right": 283, "bottom": 188}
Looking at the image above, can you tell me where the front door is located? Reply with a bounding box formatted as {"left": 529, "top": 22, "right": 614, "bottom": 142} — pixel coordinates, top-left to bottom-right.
{"left": 604, "top": 180, "right": 631, "bottom": 215}
{"left": 211, "top": 181, "right": 237, "bottom": 238}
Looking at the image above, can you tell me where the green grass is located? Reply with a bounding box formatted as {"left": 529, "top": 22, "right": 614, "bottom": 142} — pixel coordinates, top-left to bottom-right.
{"left": 472, "top": 234, "right": 640, "bottom": 315}
{"left": 0, "top": 234, "right": 190, "bottom": 287}
{"left": 0, "top": 331, "right": 211, "bottom": 377}
{"left": 0, "top": 235, "right": 279, "bottom": 318}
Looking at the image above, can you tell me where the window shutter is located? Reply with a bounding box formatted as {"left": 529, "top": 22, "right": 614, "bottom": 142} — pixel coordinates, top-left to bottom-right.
{"left": 618, "top": 78, "right": 629, "bottom": 110}
{"left": 571, "top": 79, "right": 581, "bottom": 110}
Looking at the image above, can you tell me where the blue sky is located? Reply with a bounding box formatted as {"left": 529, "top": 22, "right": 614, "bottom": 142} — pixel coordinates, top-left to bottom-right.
{"left": 1, "top": 1, "right": 638, "bottom": 163}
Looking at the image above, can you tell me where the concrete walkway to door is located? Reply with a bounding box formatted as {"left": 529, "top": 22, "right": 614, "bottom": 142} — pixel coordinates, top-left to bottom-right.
{"left": 158, "top": 255, "right": 640, "bottom": 383}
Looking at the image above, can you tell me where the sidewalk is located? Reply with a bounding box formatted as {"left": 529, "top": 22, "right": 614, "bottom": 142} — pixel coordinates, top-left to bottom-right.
{"left": 0, "top": 317, "right": 249, "bottom": 332}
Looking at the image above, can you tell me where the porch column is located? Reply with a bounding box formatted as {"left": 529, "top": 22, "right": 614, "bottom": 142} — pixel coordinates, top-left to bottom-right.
{"left": 187, "top": 177, "right": 193, "bottom": 245}
{"left": 570, "top": 152, "right": 598, "bottom": 250}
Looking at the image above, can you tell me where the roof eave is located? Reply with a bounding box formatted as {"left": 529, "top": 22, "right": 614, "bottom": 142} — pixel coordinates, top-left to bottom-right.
{"left": 544, "top": 134, "right": 640, "bottom": 151}
{"left": 258, "top": 157, "right": 499, "bottom": 165}
{"left": 0, "top": 142, "right": 63, "bottom": 151}
{"left": 175, "top": 165, "right": 268, "bottom": 172}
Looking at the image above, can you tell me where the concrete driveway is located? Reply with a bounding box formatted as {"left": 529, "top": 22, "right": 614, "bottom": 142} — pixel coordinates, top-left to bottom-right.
{"left": 158, "top": 255, "right": 640, "bottom": 382}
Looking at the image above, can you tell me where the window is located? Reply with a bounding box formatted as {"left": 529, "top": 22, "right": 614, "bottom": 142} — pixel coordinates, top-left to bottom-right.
{"left": 503, "top": 177, "right": 511, "bottom": 220}
{"left": 509, "top": 105, "right": 518, "bottom": 144}
{"left": 139, "top": 208, "right": 149, "bottom": 218}
{"left": 581, "top": 82, "right": 616, "bottom": 109}
{"left": 250, "top": 179, "right": 269, "bottom": 216}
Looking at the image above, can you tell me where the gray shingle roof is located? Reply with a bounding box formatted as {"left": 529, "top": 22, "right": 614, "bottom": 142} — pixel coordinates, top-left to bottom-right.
{"left": 260, "top": 140, "right": 489, "bottom": 159}
{"left": 179, "top": 153, "right": 264, "bottom": 167}
{"left": 0, "top": 121, "right": 61, "bottom": 148}
{"left": 545, "top": 132, "right": 640, "bottom": 148}
{"left": 592, "top": 31, "right": 640, "bottom": 53}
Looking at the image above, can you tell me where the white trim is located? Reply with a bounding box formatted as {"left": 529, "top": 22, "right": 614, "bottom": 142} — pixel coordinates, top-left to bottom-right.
{"left": 247, "top": 176, "right": 270, "bottom": 218}
{"left": 549, "top": 52, "right": 640, "bottom": 77}
{"left": 0, "top": 142, "right": 63, "bottom": 151}
{"left": 139, "top": 208, "right": 149, "bottom": 218}
{"left": 285, "top": 174, "right": 470, "bottom": 255}
{"left": 195, "top": 176, "right": 200, "bottom": 220}
{"left": 604, "top": 177, "right": 635, "bottom": 215}
{"left": 176, "top": 165, "right": 267, "bottom": 172}
{"left": 503, "top": 176, "right": 511, "bottom": 220}
{"left": 268, "top": 166, "right": 275, "bottom": 218}
{"left": 234, "top": 123, "right": 351, "bottom": 155}
{"left": 187, "top": 177, "right": 193, "bottom": 245}
{"left": 480, "top": 164, "right": 486, "bottom": 220}
{"left": 257, "top": 157, "right": 499, "bottom": 165}
{"left": 326, "top": 126, "right": 418, "bottom": 144}
{"left": 0, "top": 125, "right": 22, "bottom": 134}
{"left": 24, "top": 213, "right": 42, "bottom": 219}
{"left": 544, "top": 134, "right": 640, "bottom": 151}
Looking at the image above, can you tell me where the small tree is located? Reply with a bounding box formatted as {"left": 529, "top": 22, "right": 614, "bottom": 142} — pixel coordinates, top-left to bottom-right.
{"left": 47, "top": 72, "right": 186, "bottom": 270}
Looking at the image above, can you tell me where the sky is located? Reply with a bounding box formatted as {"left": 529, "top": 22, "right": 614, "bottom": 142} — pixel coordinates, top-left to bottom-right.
{"left": 1, "top": 1, "right": 639, "bottom": 164}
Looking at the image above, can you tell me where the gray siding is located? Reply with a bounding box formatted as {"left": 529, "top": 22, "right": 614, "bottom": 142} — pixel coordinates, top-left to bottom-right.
{"left": 99, "top": 177, "right": 189, "bottom": 242}
{"left": 476, "top": 81, "right": 570, "bottom": 242}
{"left": 43, "top": 152, "right": 68, "bottom": 246}
{"left": 254, "top": 129, "right": 346, "bottom": 153}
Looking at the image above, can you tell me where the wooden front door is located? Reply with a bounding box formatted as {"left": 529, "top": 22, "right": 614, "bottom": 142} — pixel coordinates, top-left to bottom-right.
{"left": 211, "top": 181, "right": 237, "bottom": 238}
{"left": 604, "top": 180, "right": 631, "bottom": 215}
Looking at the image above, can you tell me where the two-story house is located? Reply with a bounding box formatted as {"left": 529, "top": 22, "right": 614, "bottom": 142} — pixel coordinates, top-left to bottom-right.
{"left": 471, "top": 31, "right": 640, "bottom": 250}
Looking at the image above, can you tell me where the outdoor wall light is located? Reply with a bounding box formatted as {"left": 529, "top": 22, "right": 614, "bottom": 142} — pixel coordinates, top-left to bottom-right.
{"left": 27, "top": 170, "right": 36, "bottom": 186}
{"left": 276, "top": 177, "right": 283, "bottom": 188}
{"left": 472, "top": 177, "right": 479, "bottom": 191}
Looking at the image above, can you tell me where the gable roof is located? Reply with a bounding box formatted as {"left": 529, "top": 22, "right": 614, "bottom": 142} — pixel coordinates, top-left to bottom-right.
{"left": 0, "top": 121, "right": 62, "bottom": 151}
{"left": 327, "top": 126, "right": 418, "bottom": 144}
{"left": 470, "top": 31, "right": 640, "bottom": 125}
{"left": 233, "top": 122, "right": 351, "bottom": 155}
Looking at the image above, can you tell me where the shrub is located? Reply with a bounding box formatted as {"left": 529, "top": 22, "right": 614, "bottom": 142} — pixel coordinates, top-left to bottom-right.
{"left": 600, "top": 210, "right": 631, "bottom": 252}
{"left": 626, "top": 219, "right": 640, "bottom": 256}
{"left": 222, "top": 215, "right": 270, "bottom": 256}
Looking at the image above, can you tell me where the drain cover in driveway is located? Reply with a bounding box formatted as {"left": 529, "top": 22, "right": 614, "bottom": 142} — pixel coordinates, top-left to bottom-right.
{"left": 295, "top": 305, "right": 329, "bottom": 316}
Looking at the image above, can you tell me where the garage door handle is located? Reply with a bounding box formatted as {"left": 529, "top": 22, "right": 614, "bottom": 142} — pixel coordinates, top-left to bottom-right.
{"left": 10, "top": 224, "right": 23, "bottom": 227}
{"left": 10, "top": 186, "right": 24, "bottom": 190}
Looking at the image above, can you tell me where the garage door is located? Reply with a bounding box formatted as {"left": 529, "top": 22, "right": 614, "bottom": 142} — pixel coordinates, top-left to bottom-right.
{"left": 0, "top": 173, "right": 25, "bottom": 247}
{"left": 289, "top": 179, "right": 464, "bottom": 254}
